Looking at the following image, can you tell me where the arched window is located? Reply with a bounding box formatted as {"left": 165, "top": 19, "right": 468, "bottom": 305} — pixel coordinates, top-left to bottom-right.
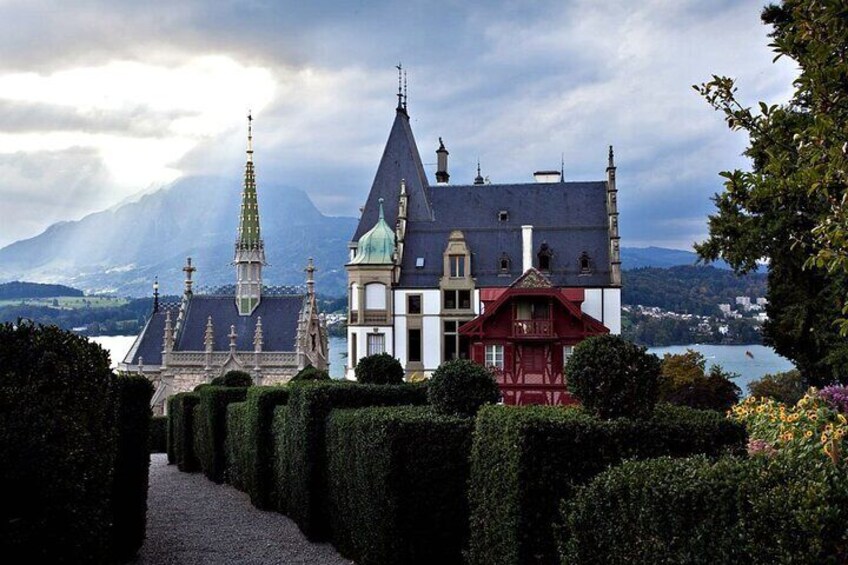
{"left": 365, "top": 282, "right": 387, "bottom": 310}
{"left": 537, "top": 242, "right": 552, "bottom": 272}
{"left": 499, "top": 253, "right": 511, "bottom": 273}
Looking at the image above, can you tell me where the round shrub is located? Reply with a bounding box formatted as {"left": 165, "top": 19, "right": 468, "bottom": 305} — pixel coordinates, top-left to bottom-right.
{"left": 566, "top": 335, "right": 661, "bottom": 419}
{"left": 355, "top": 352, "right": 404, "bottom": 385}
{"left": 747, "top": 369, "right": 807, "bottom": 405}
{"left": 291, "top": 364, "right": 331, "bottom": 382}
{"left": 211, "top": 370, "right": 253, "bottom": 387}
{"left": 428, "top": 359, "right": 501, "bottom": 416}
{"left": 0, "top": 322, "right": 117, "bottom": 562}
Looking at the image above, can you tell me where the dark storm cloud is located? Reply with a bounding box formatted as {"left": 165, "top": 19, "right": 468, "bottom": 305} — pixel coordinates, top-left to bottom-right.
{"left": 0, "top": 0, "right": 798, "bottom": 250}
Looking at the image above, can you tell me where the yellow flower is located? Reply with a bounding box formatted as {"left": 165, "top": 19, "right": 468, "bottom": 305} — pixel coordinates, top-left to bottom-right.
{"left": 839, "top": 414, "right": 847, "bottom": 425}
{"left": 805, "top": 430, "right": 814, "bottom": 438}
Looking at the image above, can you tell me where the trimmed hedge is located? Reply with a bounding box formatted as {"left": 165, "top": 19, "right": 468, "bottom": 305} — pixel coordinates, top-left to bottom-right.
{"left": 170, "top": 392, "right": 201, "bottom": 472}
{"left": 166, "top": 397, "right": 176, "bottom": 464}
{"left": 150, "top": 415, "right": 167, "bottom": 453}
{"left": 225, "top": 402, "right": 249, "bottom": 491}
{"left": 467, "top": 403, "right": 747, "bottom": 565}
{"left": 194, "top": 385, "right": 248, "bottom": 483}
{"left": 271, "top": 405, "right": 291, "bottom": 513}
{"left": 0, "top": 322, "right": 117, "bottom": 563}
{"left": 240, "top": 386, "right": 291, "bottom": 509}
{"left": 284, "top": 381, "right": 429, "bottom": 540}
{"left": 560, "top": 455, "right": 848, "bottom": 564}
{"left": 111, "top": 375, "right": 154, "bottom": 561}
{"left": 327, "top": 406, "right": 474, "bottom": 565}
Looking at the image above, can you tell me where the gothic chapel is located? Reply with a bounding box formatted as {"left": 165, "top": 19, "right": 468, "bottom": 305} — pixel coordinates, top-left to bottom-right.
{"left": 120, "top": 116, "right": 329, "bottom": 414}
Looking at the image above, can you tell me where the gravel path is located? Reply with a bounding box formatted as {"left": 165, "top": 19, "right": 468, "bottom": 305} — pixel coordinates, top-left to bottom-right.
{"left": 132, "top": 454, "right": 352, "bottom": 565}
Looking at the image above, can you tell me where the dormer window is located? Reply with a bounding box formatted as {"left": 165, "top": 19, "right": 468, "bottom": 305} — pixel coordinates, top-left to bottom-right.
{"left": 498, "top": 210, "right": 509, "bottom": 222}
{"left": 499, "top": 253, "right": 511, "bottom": 273}
{"left": 449, "top": 254, "right": 466, "bottom": 277}
{"left": 579, "top": 252, "right": 592, "bottom": 274}
{"left": 537, "top": 242, "right": 552, "bottom": 272}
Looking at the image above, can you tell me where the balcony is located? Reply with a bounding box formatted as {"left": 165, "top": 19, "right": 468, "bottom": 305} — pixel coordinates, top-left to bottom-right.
{"left": 513, "top": 319, "right": 553, "bottom": 338}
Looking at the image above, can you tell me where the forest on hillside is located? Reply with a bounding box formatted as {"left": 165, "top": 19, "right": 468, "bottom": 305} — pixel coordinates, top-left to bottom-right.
{"left": 621, "top": 266, "right": 767, "bottom": 314}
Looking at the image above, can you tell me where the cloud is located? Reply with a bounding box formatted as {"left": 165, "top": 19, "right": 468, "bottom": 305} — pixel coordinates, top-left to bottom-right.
{"left": 0, "top": 0, "right": 801, "bottom": 252}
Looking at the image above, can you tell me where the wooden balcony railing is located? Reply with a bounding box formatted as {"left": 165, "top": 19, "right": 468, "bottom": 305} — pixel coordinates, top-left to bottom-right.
{"left": 512, "top": 319, "right": 553, "bottom": 338}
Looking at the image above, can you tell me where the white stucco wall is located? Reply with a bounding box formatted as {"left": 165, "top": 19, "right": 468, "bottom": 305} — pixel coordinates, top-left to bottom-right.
{"left": 603, "top": 288, "right": 622, "bottom": 334}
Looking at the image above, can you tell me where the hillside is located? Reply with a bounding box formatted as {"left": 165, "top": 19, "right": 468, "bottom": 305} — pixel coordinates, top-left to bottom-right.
{"left": 622, "top": 265, "right": 768, "bottom": 315}
{"left": 0, "top": 176, "right": 358, "bottom": 297}
{"left": 0, "top": 281, "right": 84, "bottom": 300}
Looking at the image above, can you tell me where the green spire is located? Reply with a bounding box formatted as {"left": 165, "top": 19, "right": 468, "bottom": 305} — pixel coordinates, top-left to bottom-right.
{"left": 350, "top": 198, "right": 396, "bottom": 265}
{"left": 237, "top": 112, "right": 261, "bottom": 248}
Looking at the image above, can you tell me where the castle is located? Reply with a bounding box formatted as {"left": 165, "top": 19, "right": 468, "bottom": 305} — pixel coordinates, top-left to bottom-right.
{"left": 346, "top": 94, "right": 621, "bottom": 405}
{"left": 119, "top": 116, "right": 329, "bottom": 413}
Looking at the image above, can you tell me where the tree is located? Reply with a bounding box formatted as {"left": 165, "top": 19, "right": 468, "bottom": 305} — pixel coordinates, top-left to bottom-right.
{"left": 695, "top": 1, "right": 848, "bottom": 386}
{"left": 659, "top": 350, "right": 741, "bottom": 412}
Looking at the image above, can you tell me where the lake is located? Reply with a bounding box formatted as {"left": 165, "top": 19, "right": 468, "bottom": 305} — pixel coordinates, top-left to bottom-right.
{"left": 92, "top": 336, "right": 794, "bottom": 392}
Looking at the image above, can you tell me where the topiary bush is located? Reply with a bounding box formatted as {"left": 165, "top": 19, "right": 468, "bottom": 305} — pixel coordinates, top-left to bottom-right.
{"left": 240, "top": 386, "right": 291, "bottom": 509}
{"left": 291, "top": 364, "right": 331, "bottom": 382}
{"left": 0, "top": 322, "right": 117, "bottom": 563}
{"left": 111, "top": 375, "right": 154, "bottom": 561}
{"left": 560, "top": 455, "right": 848, "bottom": 564}
{"left": 327, "top": 406, "right": 474, "bottom": 565}
{"left": 284, "top": 381, "right": 429, "bottom": 540}
{"left": 466, "top": 403, "right": 747, "bottom": 565}
{"left": 224, "top": 402, "right": 248, "bottom": 491}
{"left": 271, "top": 405, "right": 292, "bottom": 514}
{"left": 566, "top": 334, "right": 661, "bottom": 419}
{"left": 355, "top": 352, "right": 404, "bottom": 385}
{"left": 211, "top": 370, "right": 254, "bottom": 387}
{"left": 193, "top": 385, "right": 248, "bottom": 483}
{"left": 150, "top": 416, "right": 167, "bottom": 453}
{"left": 428, "top": 359, "right": 501, "bottom": 417}
{"left": 170, "top": 392, "right": 201, "bottom": 472}
{"left": 747, "top": 369, "right": 807, "bottom": 405}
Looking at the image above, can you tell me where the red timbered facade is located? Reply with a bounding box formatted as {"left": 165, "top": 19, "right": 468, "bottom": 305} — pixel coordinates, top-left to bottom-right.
{"left": 459, "top": 269, "right": 609, "bottom": 405}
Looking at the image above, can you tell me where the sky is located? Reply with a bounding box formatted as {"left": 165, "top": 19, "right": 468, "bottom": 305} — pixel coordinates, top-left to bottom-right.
{"left": 0, "top": 0, "right": 798, "bottom": 250}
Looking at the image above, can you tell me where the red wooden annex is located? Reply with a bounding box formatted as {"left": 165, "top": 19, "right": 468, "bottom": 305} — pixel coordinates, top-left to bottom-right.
{"left": 459, "top": 269, "right": 608, "bottom": 406}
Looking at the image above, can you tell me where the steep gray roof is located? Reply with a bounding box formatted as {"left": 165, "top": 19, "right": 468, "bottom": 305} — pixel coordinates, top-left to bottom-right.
{"left": 398, "top": 181, "right": 612, "bottom": 288}
{"left": 352, "top": 109, "right": 432, "bottom": 241}
{"left": 125, "top": 294, "right": 303, "bottom": 366}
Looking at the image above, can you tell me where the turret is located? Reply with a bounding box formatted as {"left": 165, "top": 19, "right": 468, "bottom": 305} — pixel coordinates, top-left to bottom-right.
{"left": 435, "top": 138, "right": 449, "bottom": 184}
{"left": 606, "top": 145, "right": 621, "bottom": 287}
{"left": 234, "top": 113, "right": 266, "bottom": 315}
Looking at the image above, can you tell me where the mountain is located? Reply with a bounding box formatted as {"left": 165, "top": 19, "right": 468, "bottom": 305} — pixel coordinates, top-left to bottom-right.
{"left": 620, "top": 246, "right": 734, "bottom": 271}
{"left": 0, "top": 176, "right": 358, "bottom": 297}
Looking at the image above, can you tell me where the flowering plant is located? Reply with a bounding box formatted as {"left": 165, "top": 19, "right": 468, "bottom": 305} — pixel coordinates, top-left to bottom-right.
{"left": 819, "top": 385, "right": 848, "bottom": 414}
{"left": 729, "top": 391, "right": 847, "bottom": 465}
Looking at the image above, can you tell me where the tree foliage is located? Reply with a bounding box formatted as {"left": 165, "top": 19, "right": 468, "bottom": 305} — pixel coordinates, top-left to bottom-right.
{"left": 354, "top": 352, "right": 404, "bottom": 385}
{"left": 695, "top": 1, "right": 848, "bottom": 385}
{"left": 659, "top": 350, "right": 741, "bottom": 412}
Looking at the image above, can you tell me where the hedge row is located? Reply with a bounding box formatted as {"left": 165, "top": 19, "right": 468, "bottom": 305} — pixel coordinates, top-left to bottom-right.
{"left": 467, "top": 403, "right": 747, "bottom": 565}
{"left": 284, "top": 382, "right": 429, "bottom": 540}
{"left": 150, "top": 415, "right": 167, "bottom": 453}
{"left": 170, "top": 392, "right": 201, "bottom": 472}
{"left": 271, "top": 405, "right": 291, "bottom": 513}
{"left": 326, "top": 406, "right": 474, "bottom": 565}
{"left": 111, "top": 375, "right": 154, "bottom": 561}
{"left": 561, "top": 455, "right": 848, "bottom": 564}
{"left": 0, "top": 323, "right": 154, "bottom": 563}
{"left": 193, "top": 386, "right": 248, "bottom": 483}
{"left": 225, "top": 402, "right": 248, "bottom": 491}
{"left": 240, "top": 387, "right": 291, "bottom": 508}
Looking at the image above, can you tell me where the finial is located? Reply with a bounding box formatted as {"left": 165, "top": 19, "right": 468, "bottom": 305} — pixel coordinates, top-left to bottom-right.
{"left": 403, "top": 68, "right": 408, "bottom": 110}
{"left": 474, "top": 160, "right": 485, "bottom": 185}
{"left": 608, "top": 145, "right": 615, "bottom": 169}
{"left": 153, "top": 276, "right": 160, "bottom": 312}
{"left": 400, "top": 179, "right": 407, "bottom": 195}
{"left": 229, "top": 325, "right": 238, "bottom": 351}
{"left": 561, "top": 153, "right": 565, "bottom": 181}
{"left": 247, "top": 111, "right": 254, "bottom": 162}
{"left": 183, "top": 256, "right": 196, "bottom": 296}
{"left": 378, "top": 197, "right": 385, "bottom": 219}
{"left": 396, "top": 63, "right": 403, "bottom": 110}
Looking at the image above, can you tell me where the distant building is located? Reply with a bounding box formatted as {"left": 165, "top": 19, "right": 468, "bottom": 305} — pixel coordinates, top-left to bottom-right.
{"left": 345, "top": 92, "right": 621, "bottom": 405}
{"left": 120, "top": 116, "right": 329, "bottom": 414}
{"left": 756, "top": 297, "right": 768, "bottom": 306}
{"left": 718, "top": 303, "right": 732, "bottom": 316}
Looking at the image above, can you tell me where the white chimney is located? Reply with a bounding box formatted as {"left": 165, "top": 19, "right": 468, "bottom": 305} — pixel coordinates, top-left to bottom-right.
{"left": 522, "top": 225, "right": 533, "bottom": 272}
{"left": 533, "top": 170, "right": 562, "bottom": 183}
